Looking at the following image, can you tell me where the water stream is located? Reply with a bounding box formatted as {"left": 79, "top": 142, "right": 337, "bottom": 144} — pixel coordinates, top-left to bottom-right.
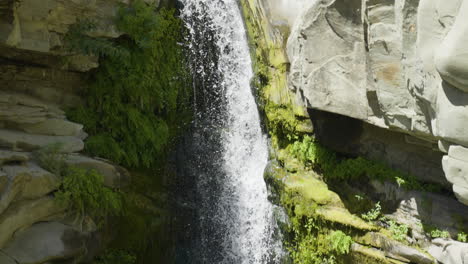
{"left": 174, "top": 0, "right": 284, "bottom": 263}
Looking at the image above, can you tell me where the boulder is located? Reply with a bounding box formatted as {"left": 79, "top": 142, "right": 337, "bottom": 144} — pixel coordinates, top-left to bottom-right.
{"left": 2, "top": 222, "right": 86, "bottom": 264}
{"left": 0, "top": 162, "right": 60, "bottom": 215}
{"left": 442, "top": 156, "right": 468, "bottom": 188}
{"left": 448, "top": 145, "right": 468, "bottom": 162}
{"left": 428, "top": 239, "right": 468, "bottom": 264}
{"left": 0, "top": 197, "right": 65, "bottom": 248}
{"left": 440, "top": 145, "right": 468, "bottom": 204}
{"left": 0, "top": 129, "right": 84, "bottom": 153}
{"left": 453, "top": 185, "right": 468, "bottom": 206}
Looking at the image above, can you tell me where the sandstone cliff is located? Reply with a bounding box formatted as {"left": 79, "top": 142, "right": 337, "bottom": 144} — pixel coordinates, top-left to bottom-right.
{"left": 0, "top": 1, "right": 137, "bottom": 263}
{"left": 242, "top": 0, "right": 468, "bottom": 263}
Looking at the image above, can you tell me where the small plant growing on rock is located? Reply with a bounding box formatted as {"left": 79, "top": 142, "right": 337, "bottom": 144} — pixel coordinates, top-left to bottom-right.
{"left": 387, "top": 220, "right": 409, "bottom": 242}
{"left": 458, "top": 232, "right": 467, "bottom": 242}
{"left": 35, "top": 144, "right": 122, "bottom": 229}
{"left": 328, "top": 230, "right": 353, "bottom": 255}
{"left": 361, "top": 202, "right": 381, "bottom": 222}
{"left": 430, "top": 229, "right": 450, "bottom": 239}
{"left": 56, "top": 167, "right": 122, "bottom": 228}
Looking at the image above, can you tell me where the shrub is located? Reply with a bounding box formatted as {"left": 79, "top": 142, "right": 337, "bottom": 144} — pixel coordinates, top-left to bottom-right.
{"left": 289, "top": 136, "right": 443, "bottom": 192}
{"left": 55, "top": 167, "right": 123, "bottom": 226}
{"left": 67, "top": 1, "right": 191, "bottom": 168}
{"left": 430, "top": 229, "right": 450, "bottom": 239}
{"left": 35, "top": 145, "right": 122, "bottom": 227}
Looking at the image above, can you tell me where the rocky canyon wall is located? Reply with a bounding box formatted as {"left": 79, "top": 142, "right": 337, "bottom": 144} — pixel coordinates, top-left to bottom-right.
{"left": 242, "top": 0, "right": 468, "bottom": 263}
{"left": 0, "top": 1, "right": 145, "bottom": 263}
{"left": 287, "top": 0, "right": 468, "bottom": 206}
{"left": 247, "top": 0, "right": 468, "bottom": 206}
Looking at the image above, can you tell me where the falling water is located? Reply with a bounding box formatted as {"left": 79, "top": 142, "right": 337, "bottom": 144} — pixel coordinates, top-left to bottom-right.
{"left": 175, "top": 0, "right": 284, "bottom": 263}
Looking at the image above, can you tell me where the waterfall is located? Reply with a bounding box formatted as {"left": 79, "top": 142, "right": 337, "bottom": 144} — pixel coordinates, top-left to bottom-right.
{"left": 175, "top": 0, "right": 284, "bottom": 263}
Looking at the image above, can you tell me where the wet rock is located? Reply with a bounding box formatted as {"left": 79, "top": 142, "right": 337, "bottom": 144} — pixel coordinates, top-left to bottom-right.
{"left": 2, "top": 222, "right": 86, "bottom": 264}
{"left": 0, "top": 162, "right": 60, "bottom": 215}
{"left": 0, "top": 197, "right": 65, "bottom": 248}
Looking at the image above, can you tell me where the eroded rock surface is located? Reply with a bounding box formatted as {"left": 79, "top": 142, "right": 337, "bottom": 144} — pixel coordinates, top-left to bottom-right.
{"left": 285, "top": 0, "right": 468, "bottom": 205}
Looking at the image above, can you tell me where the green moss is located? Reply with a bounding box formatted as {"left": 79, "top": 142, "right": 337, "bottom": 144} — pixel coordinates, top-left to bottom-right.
{"left": 288, "top": 136, "right": 444, "bottom": 193}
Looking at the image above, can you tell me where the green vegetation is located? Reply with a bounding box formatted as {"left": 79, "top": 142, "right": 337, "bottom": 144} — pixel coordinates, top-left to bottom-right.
{"left": 288, "top": 217, "right": 354, "bottom": 264}
{"left": 289, "top": 136, "right": 443, "bottom": 193}
{"left": 92, "top": 250, "right": 136, "bottom": 264}
{"left": 361, "top": 202, "right": 381, "bottom": 222}
{"left": 67, "top": 1, "right": 191, "bottom": 169}
{"left": 387, "top": 220, "right": 409, "bottom": 242}
{"left": 35, "top": 144, "right": 122, "bottom": 227}
{"left": 329, "top": 231, "right": 354, "bottom": 255}
{"left": 430, "top": 229, "right": 450, "bottom": 239}
{"left": 458, "top": 232, "right": 467, "bottom": 242}
{"left": 56, "top": 167, "right": 122, "bottom": 226}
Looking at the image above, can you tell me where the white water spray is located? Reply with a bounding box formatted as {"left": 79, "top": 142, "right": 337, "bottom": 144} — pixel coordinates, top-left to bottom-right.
{"left": 180, "top": 0, "right": 284, "bottom": 263}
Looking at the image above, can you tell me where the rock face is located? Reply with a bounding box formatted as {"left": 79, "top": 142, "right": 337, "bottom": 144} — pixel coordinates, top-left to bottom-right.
{"left": 428, "top": 239, "right": 468, "bottom": 264}
{"left": 0, "top": 0, "right": 136, "bottom": 262}
{"left": 282, "top": 0, "right": 468, "bottom": 205}
{"left": 242, "top": 0, "right": 468, "bottom": 263}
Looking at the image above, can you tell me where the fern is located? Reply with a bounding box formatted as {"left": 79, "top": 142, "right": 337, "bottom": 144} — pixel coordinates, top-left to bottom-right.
{"left": 67, "top": 2, "right": 192, "bottom": 168}
{"left": 55, "top": 167, "right": 122, "bottom": 226}
{"left": 361, "top": 202, "right": 381, "bottom": 222}
{"left": 328, "top": 231, "right": 353, "bottom": 255}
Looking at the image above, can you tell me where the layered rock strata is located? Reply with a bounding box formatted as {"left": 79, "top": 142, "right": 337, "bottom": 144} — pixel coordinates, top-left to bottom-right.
{"left": 0, "top": 0, "right": 133, "bottom": 262}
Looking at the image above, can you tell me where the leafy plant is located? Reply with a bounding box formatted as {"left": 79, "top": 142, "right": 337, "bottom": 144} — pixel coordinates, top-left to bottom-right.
{"left": 457, "top": 232, "right": 467, "bottom": 242}
{"left": 288, "top": 136, "right": 444, "bottom": 193}
{"left": 67, "top": 1, "right": 192, "bottom": 169}
{"left": 328, "top": 231, "right": 353, "bottom": 255}
{"left": 55, "top": 167, "right": 123, "bottom": 227}
{"left": 361, "top": 202, "right": 381, "bottom": 222}
{"left": 387, "top": 220, "right": 409, "bottom": 242}
{"left": 35, "top": 144, "right": 122, "bottom": 228}
{"left": 430, "top": 229, "right": 450, "bottom": 239}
